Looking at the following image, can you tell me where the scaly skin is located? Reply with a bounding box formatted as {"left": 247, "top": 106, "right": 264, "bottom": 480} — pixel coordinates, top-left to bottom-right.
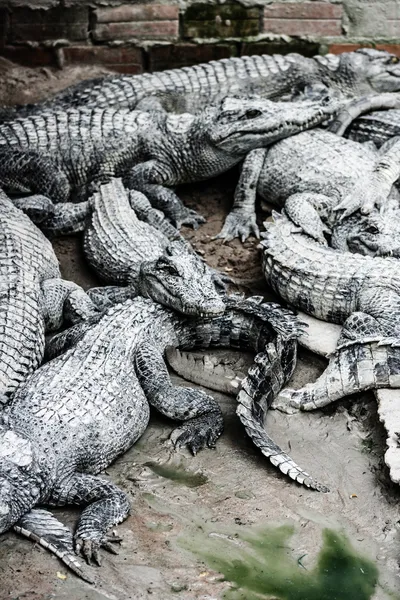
{"left": 261, "top": 214, "right": 400, "bottom": 337}
{"left": 0, "top": 296, "right": 322, "bottom": 582}
{"left": 0, "top": 96, "right": 342, "bottom": 229}
{"left": 331, "top": 204, "right": 400, "bottom": 258}
{"left": 0, "top": 188, "right": 99, "bottom": 402}
{"left": 83, "top": 178, "right": 225, "bottom": 316}
{"left": 4, "top": 48, "right": 400, "bottom": 116}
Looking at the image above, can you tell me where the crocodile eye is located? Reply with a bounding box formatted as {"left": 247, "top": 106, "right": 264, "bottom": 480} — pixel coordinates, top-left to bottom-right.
{"left": 365, "top": 225, "right": 379, "bottom": 234}
{"left": 156, "top": 259, "right": 180, "bottom": 276}
{"left": 391, "top": 56, "right": 399, "bottom": 64}
{"left": 242, "top": 109, "right": 262, "bottom": 120}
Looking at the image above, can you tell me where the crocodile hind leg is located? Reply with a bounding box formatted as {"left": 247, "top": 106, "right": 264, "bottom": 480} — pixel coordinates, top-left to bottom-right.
{"left": 125, "top": 159, "right": 205, "bottom": 228}
{"left": 137, "top": 183, "right": 205, "bottom": 229}
{"left": 283, "top": 192, "right": 334, "bottom": 244}
{"left": 49, "top": 474, "right": 128, "bottom": 566}
{"left": 128, "top": 190, "right": 181, "bottom": 240}
{"left": 216, "top": 148, "right": 267, "bottom": 242}
{"left": 41, "top": 278, "right": 100, "bottom": 331}
{"left": 87, "top": 285, "right": 137, "bottom": 311}
{"left": 40, "top": 201, "right": 91, "bottom": 237}
{"left": 11, "top": 194, "right": 55, "bottom": 222}
{"left": 135, "top": 342, "right": 224, "bottom": 454}
{"left": 273, "top": 312, "right": 392, "bottom": 414}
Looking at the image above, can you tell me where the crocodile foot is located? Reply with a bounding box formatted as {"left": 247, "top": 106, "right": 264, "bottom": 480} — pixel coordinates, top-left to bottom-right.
{"left": 170, "top": 412, "right": 224, "bottom": 455}
{"left": 175, "top": 207, "right": 206, "bottom": 230}
{"left": 271, "top": 388, "right": 302, "bottom": 414}
{"left": 215, "top": 211, "right": 260, "bottom": 243}
{"left": 75, "top": 533, "right": 122, "bottom": 566}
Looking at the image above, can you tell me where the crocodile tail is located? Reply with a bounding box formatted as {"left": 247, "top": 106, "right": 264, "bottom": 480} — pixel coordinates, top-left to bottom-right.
{"left": 14, "top": 509, "right": 94, "bottom": 584}
{"left": 224, "top": 295, "right": 307, "bottom": 341}
{"left": 236, "top": 340, "right": 329, "bottom": 493}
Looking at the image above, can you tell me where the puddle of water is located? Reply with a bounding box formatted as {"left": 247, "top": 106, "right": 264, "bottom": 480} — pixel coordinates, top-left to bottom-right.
{"left": 144, "top": 461, "right": 208, "bottom": 488}
{"left": 180, "top": 525, "right": 385, "bottom": 600}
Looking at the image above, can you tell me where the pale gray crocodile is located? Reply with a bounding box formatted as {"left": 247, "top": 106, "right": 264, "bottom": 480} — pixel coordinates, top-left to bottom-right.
{"left": 331, "top": 204, "right": 400, "bottom": 258}
{"left": 261, "top": 213, "right": 400, "bottom": 338}
{"left": 0, "top": 188, "right": 99, "bottom": 402}
{"left": 0, "top": 96, "right": 343, "bottom": 230}
{"left": 4, "top": 48, "right": 400, "bottom": 117}
{"left": 221, "top": 117, "right": 400, "bottom": 243}
{"left": 83, "top": 178, "right": 225, "bottom": 316}
{"left": 0, "top": 295, "right": 325, "bottom": 583}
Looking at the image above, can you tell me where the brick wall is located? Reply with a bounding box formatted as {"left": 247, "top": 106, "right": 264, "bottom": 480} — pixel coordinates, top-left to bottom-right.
{"left": 0, "top": 0, "right": 400, "bottom": 73}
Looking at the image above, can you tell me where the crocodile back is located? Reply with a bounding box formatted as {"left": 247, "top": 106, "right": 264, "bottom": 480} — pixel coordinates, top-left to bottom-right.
{"left": 0, "top": 109, "right": 149, "bottom": 154}
{"left": 7, "top": 299, "right": 173, "bottom": 472}
{"left": 0, "top": 190, "right": 59, "bottom": 396}
{"left": 84, "top": 179, "right": 167, "bottom": 284}
{"left": 261, "top": 217, "right": 400, "bottom": 323}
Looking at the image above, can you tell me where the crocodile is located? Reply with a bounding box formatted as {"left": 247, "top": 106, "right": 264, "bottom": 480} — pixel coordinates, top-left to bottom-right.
{"left": 261, "top": 212, "right": 400, "bottom": 338}
{"left": 0, "top": 188, "right": 99, "bottom": 402}
{"left": 0, "top": 295, "right": 325, "bottom": 582}
{"left": 220, "top": 112, "right": 400, "bottom": 242}
{"left": 0, "top": 96, "right": 342, "bottom": 231}
{"left": 4, "top": 48, "right": 400, "bottom": 118}
{"left": 83, "top": 178, "right": 225, "bottom": 316}
{"left": 331, "top": 203, "right": 400, "bottom": 258}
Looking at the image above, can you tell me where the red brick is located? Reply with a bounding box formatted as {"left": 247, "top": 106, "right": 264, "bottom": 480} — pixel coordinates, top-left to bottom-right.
{"left": 328, "top": 43, "right": 400, "bottom": 57}
{"left": 0, "top": 45, "right": 55, "bottom": 67}
{"left": 63, "top": 46, "right": 144, "bottom": 73}
{"left": 263, "top": 3, "right": 343, "bottom": 20}
{"left": 94, "top": 5, "right": 179, "bottom": 24}
{"left": 93, "top": 20, "right": 179, "bottom": 41}
{"left": 263, "top": 18, "right": 342, "bottom": 36}
{"left": 148, "top": 43, "right": 236, "bottom": 71}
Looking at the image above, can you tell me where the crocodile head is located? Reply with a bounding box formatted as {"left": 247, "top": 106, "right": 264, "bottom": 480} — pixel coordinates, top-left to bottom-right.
{"left": 0, "top": 429, "right": 42, "bottom": 533}
{"left": 332, "top": 208, "right": 400, "bottom": 258}
{"left": 208, "top": 96, "right": 340, "bottom": 154}
{"left": 138, "top": 239, "right": 225, "bottom": 316}
{"left": 342, "top": 48, "right": 400, "bottom": 94}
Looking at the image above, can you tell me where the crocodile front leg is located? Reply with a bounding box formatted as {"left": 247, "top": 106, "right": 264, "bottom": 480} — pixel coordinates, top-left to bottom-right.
{"left": 41, "top": 278, "right": 100, "bottom": 331}
{"left": 49, "top": 474, "right": 128, "bottom": 566}
{"left": 0, "top": 147, "right": 70, "bottom": 202}
{"left": 135, "top": 342, "right": 224, "bottom": 454}
{"left": 217, "top": 148, "right": 267, "bottom": 242}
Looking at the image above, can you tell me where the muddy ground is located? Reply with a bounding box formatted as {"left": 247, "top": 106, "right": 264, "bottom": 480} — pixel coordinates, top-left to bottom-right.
{"left": 0, "top": 61, "right": 400, "bottom": 600}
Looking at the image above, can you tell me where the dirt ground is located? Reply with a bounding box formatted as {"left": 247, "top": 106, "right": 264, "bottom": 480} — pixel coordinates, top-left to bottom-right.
{"left": 0, "top": 61, "right": 400, "bottom": 600}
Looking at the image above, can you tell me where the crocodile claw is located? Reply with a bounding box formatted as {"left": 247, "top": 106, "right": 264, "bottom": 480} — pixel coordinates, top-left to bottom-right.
{"left": 170, "top": 413, "right": 224, "bottom": 455}
{"left": 75, "top": 534, "right": 122, "bottom": 566}
{"left": 175, "top": 208, "right": 206, "bottom": 230}
{"left": 215, "top": 211, "right": 260, "bottom": 243}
